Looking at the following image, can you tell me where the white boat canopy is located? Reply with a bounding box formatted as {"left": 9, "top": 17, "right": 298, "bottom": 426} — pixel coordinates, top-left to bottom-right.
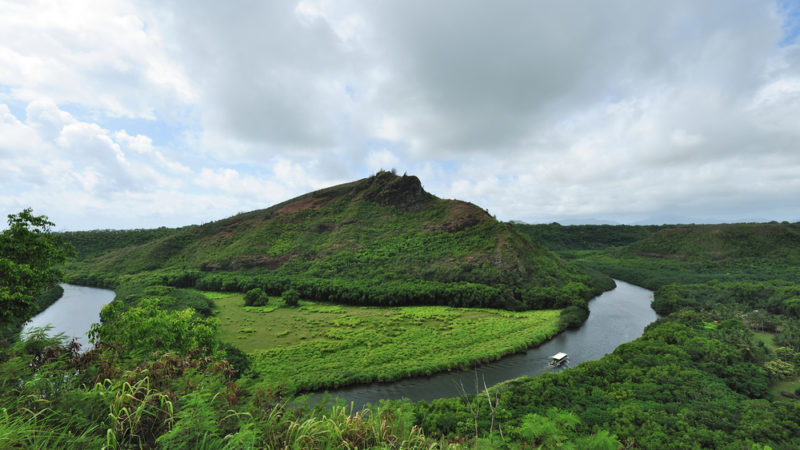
{"left": 550, "top": 352, "right": 568, "bottom": 360}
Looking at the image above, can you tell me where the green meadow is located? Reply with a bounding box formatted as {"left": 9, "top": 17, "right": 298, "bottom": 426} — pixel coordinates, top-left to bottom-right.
{"left": 207, "top": 291, "right": 563, "bottom": 393}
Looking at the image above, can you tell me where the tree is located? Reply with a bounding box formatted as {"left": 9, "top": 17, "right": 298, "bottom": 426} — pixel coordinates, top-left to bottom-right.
{"left": 244, "top": 288, "right": 268, "bottom": 306}
{"left": 764, "top": 359, "right": 795, "bottom": 380}
{"left": 283, "top": 288, "right": 300, "bottom": 306}
{"left": 0, "top": 209, "right": 73, "bottom": 329}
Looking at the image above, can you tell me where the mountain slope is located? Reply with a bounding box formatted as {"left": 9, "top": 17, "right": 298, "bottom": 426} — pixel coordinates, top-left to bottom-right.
{"left": 66, "top": 171, "right": 611, "bottom": 310}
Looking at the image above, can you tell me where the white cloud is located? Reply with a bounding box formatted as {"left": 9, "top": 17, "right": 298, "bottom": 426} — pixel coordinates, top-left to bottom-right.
{"left": 195, "top": 167, "right": 299, "bottom": 208}
{"left": 365, "top": 149, "right": 399, "bottom": 174}
{"left": 0, "top": 0, "right": 194, "bottom": 118}
{"left": 3, "top": 1, "right": 800, "bottom": 228}
{"left": 0, "top": 104, "right": 44, "bottom": 157}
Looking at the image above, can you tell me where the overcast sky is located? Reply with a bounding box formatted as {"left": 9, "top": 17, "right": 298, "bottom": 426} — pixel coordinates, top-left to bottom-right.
{"left": 1, "top": 0, "right": 799, "bottom": 230}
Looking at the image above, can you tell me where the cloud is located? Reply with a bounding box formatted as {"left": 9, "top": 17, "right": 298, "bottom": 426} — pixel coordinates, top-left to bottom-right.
{"left": 0, "top": 0, "right": 194, "bottom": 119}
{"left": 345, "top": 1, "right": 781, "bottom": 156}
{"left": 2, "top": 0, "right": 800, "bottom": 228}
{"left": 148, "top": 0, "right": 361, "bottom": 160}
{"left": 365, "top": 149, "right": 400, "bottom": 173}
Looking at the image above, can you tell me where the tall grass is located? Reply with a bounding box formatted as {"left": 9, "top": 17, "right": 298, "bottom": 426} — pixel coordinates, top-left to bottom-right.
{"left": 213, "top": 293, "right": 563, "bottom": 393}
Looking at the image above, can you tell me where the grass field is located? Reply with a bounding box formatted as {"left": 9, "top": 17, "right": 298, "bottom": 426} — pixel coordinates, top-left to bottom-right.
{"left": 206, "top": 291, "right": 563, "bottom": 393}
{"left": 771, "top": 379, "right": 800, "bottom": 398}
{"left": 753, "top": 332, "right": 800, "bottom": 398}
{"left": 753, "top": 331, "right": 777, "bottom": 351}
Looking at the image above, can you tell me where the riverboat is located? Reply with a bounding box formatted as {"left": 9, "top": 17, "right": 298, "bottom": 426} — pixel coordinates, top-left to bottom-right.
{"left": 549, "top": 352, "right": 568, "bottom": 366}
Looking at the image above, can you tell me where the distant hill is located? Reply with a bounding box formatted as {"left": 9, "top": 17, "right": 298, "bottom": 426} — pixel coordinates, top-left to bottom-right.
{"left": 617, "top": 222, "right": 800, "bottom": 260}
{"left": 65, "top": 171, "right": 611, "bottom": 310}
{"left": 511, "top": 222, "right": 664, "bottom": 251}
{"left": 569, "top": 221, "right": 800, "bottom": 291}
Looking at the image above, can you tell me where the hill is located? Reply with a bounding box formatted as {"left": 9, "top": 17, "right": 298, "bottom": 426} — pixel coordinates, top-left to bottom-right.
{"left": 574, "top": 221, "right": 800, "bottom": 292}
{"left": 617, "top": 222, "right": 800, "bottom": 260}
{"left": 511, "top": 222, "right": 664, "bottom": 251}
{"left": 65, "top": 171, "right": 611, "bottom": 310}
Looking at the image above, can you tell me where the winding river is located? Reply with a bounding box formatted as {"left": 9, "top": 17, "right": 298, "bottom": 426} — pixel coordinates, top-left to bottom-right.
{"left": 322, "top": 280, "right": 656, "bottom": 408}
{"left": 23, "top": 283, "right": 115, "bottom": 351}
{"left": 25, "top": 280, "right": 655, "bottom": 407}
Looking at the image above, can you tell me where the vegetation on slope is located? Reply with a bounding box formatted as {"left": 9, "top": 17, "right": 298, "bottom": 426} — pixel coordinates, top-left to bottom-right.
{"left": 66, "top": 171, "right": 611, "bottom": 311}
{"left": 574, "top": 222, "right": 800, "bottom": 290}
{"left": 60, "top": 227, "right": 182, "bottom": 260}
{"left": 618, "top": 222, "right": 800, "bottom": 260}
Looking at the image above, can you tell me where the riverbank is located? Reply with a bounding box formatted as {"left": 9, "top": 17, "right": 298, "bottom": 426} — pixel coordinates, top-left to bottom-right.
{"left": 323, "top": 280, "right": 656, "bottom": 407}
{"left": 1, "top": 284, "right": 64, "bottom": 344}
{"left": 208, "top": 291, "right": 566, "bottom": 394}
{"left": 22, "top": 284, "right": 115, "bottom": 350}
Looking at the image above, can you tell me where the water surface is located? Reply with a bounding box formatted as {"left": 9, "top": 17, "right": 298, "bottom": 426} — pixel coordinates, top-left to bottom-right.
{"left": 322, "top": 280, "right": 656, "bottom": 408}
{"left": 23, "top": 283, "right": 115, "bottom": 351}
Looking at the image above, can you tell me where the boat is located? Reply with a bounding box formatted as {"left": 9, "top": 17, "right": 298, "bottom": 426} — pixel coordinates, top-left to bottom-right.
{"left": 549, "top": 352, "right": 568, "bottom": 366}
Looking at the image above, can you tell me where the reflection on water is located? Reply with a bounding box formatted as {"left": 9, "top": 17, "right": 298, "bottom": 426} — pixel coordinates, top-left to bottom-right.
{"left": 23, "top": 284, "right": 115, "bottom": 351}
{"left": 320, "top": 280, "right": 656, "bottom": 408}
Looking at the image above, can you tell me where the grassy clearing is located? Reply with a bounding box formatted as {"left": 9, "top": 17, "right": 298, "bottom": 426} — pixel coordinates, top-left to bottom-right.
{"left": 771, "top": 378, "right": 800, "bottom": 398}
{"left": 207, "top": 291, "right": 563, "bottom": 393}
{"left": 753, "top": 332, "right": 800, "bottom": 398}
{"left": 753, "top": 331, "right": 777, "bottom": 351}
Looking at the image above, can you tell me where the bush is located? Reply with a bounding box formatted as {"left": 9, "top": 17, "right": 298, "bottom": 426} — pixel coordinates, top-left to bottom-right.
{"left": 283, "top": 288, "right": 300, "bottom": 307}
{"left": 559, "top": 305, "right": 589, "bottom": 329}
{"left": 244, "top": 288, "right": 268, "bottom": 307}
{"left": 220, "top": 342, "right": 251, "bottom": 378}
{"left": 91, "top": 298, "right": 218, "bottom": 355}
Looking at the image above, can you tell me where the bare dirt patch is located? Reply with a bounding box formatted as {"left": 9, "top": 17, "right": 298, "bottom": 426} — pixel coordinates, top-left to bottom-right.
{"left": 427, "top": 201, "right": 489, "bottom": 232}
{"left": 277, "top": 197, "right": 329, "bottom": 216}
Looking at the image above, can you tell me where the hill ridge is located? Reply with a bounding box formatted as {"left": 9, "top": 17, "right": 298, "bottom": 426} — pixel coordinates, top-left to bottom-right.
{"left": 65, "top": 171, "right": 612, "bottom": 312}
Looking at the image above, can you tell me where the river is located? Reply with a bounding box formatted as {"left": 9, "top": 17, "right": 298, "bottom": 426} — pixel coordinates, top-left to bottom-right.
{"left": 26, "top": 280, "right": 655, "bottom": 407}
{"left": 22, "top": 283, "right": 115, "bottom": 351}
{"left": 320, "top": 280, "right": 656, "bottom": 408}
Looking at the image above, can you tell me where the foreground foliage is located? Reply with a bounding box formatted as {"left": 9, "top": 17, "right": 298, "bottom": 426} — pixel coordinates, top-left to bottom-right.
{"left": 413, "top": 314, "right": 797, "bottom": 448}
{"left": 0, "top": 329, "right": 456, "bottom": 449}
{"left": 0, "top": 209, "right": 73, "bottom": 341}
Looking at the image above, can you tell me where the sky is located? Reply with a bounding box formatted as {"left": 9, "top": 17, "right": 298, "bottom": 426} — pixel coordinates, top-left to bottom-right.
{"left": 1, "top": 0, "right": 799, "bottom": 230}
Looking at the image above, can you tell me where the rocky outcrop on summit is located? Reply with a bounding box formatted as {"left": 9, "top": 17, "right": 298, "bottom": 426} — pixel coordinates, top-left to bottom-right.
{"left": 362, "top": 172, "right": 434, "bottom": 211}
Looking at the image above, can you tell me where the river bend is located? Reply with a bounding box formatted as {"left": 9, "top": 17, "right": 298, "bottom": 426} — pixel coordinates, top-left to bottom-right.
{"left": 323, "top": 280, "right": 656, "bottom": 408}
{"left": 26, "top": 280, "right": 655, "bottom": 407}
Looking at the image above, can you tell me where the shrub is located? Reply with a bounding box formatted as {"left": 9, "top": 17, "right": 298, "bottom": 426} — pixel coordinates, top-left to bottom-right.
{"left": 244, "top": 288, "right": 268, "bottom": 307}
{"left": 559, "top": 305, "right": 589, "bottom": 329}
{"left": 283, "top": 288, "right": 300, "bottom": 307}
{"left": 219, "top": 343, "right": 251, "bottom": 378}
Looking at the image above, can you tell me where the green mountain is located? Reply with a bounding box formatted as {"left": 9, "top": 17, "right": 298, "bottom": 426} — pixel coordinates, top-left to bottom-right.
{"left": 65, "top": 171, "right": 610, "bottom": 310}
